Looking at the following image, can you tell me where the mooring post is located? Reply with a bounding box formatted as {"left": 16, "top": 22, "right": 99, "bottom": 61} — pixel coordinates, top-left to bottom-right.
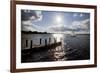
{"left": 60, "top": 38, "right": 62, "bottom": 48}
{"left": 54, "top": 38, "right": 57, "bottom": 43}
{"left": 45, "top": 38, "right": 47, "bottom": 46}
{"left": 40, "top": 38, "right": 42, "bottom": 45}
{"left": 49, "top": 37, "right": 51, "bottom": 44}
{"left": 30, "top": 40, "right": 33, "bottom": 49}
{"left": 26, "top": 40, "right": 28, "bottom": 47}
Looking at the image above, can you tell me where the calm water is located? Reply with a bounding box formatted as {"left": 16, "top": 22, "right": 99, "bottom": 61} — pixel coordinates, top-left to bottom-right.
{"left": 21, "top": 33, "right": 90, "bottom": 63}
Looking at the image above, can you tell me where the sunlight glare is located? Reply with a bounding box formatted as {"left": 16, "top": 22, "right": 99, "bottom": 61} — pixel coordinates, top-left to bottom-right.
{"left": 53, "top": 34, "right": 63, "bottom": 42}
{"left": 56, "top": 16, "right": 62, "bottom": 23}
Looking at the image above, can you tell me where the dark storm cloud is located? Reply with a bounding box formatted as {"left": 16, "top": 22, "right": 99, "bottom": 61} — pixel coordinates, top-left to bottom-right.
{"left": 21, "top": 10, "right": 37, "bottom": 21}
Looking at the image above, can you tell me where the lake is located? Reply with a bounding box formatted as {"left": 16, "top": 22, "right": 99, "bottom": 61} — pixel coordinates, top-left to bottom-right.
{"left": 21, "top": 33, "right": 90, "bottom": 63}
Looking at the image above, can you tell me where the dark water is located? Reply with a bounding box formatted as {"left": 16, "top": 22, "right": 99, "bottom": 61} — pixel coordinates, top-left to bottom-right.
{"left": 21, "top": 33, "right": 90, "bottom": 63}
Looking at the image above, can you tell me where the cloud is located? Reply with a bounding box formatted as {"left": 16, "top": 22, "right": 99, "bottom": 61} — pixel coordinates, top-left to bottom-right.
{"left": 21, "top": 10, "right": 43, "bottom": 31}
{"left": 34, "top": 11, "right": 43, "bottom": 22}
{"left": 21, "top": 20, "right": 37, "bottom": 31}
{"left": 73, "top": 13, "right": 78, "bottom": 17}
{"left": 46, "top": 19, "right": 90, "bottom": 33}
{"left": 21, "top": 10, "right": 43, "bottom": 22}
{"left": 22, "top": 20, "right": 45, "bottom": 32}
{"left": 70, "top": 19, "right": 90, "bottom": 31}
{"left": 80, "top": 13, "right": 83, "bottom": 17}
{"left": 73, "top": 13, "right": 84, "bottom": 17}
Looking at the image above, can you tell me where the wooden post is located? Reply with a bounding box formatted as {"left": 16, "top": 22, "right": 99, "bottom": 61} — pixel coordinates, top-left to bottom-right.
{"left": 26, "top": 40, "right": 28, "bottom": 47}
{"left": 30, "top": 40, "right": 32, "bottom": 49}
{"left": 40, "top": 38, "right": 42, "bottom": 45}
{"left": 54, "top": 38, "right": 55, "bottom": 43}
{"left": 45, "top": 38, "right": 47, "bottom": 46}
{"left": 60, "top": 38, "right": 62, "bottom": 48}
{"left": 49, "top": 37, "right": 51, "bottom": 44}
{"left": 54, "top": 38, "right": 57, "bottom": 43}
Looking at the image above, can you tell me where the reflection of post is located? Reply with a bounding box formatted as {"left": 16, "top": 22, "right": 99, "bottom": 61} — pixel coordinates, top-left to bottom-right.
{"left": 49, "top": 37, "right": 51, "bottom": 44}
{"left": 26, "top": 40, "right": 28, "bottom": 47}
{"left": 40, "top": 38, "right": 42, "bottom": 45}
{"left": 45, "top": 39, "right": 47, "bottom": 46}
{"left": 30, "top": 40, "right": 33, "bottom": 49}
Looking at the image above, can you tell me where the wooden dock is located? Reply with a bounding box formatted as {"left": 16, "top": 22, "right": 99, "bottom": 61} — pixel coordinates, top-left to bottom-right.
{"left": 21, "top": 37, "right": 64, "bottom": 62}
{"left": 22, "top": 42, "right": 61, "bottom": 53}
{"left": 21, "top": 42, "right": 62, "bottom": 62}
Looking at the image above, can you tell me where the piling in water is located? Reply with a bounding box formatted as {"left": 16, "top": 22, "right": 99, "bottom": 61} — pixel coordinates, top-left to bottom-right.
{"left": 26, "top": 40, "right": 28, "bottom": 47}
{"left": 30, "top": 40, "right": 33, "bottom": 49}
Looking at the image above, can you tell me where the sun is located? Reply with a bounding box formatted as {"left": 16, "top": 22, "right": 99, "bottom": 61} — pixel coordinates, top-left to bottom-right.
{"left": 56, "top": 15, "right": 62, "bottom": 23}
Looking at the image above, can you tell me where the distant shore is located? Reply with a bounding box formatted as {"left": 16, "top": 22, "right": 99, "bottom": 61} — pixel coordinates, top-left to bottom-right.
{"left": 22, "top": 31, "right": 90, "bottom": 35}
{"left": 22, "top": 31, "right": 49, "bottom": 34}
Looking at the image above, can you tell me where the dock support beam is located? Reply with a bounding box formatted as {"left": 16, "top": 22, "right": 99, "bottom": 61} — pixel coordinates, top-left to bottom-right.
{"left": 45, "top": 39, "right": 47, "bottom": 46}
{"left": 30, "top": 40, "right": 33, "bottom": 49}
{"left": 26, "top": 40, "right": 28, "bottom": 47}
{"left": 49, "top": 37, "right": 51, "bottom": 44}
{"left": 40, "top": 38, "right": 42, "bottom": 45}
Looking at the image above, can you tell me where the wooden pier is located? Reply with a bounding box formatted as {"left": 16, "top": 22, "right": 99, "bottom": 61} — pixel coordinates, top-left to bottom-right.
{"left": 22, "top": 42, "right": 62, "bottom": 53}
{"left": 21, "top": 38, "right": 64, "bottom": 62}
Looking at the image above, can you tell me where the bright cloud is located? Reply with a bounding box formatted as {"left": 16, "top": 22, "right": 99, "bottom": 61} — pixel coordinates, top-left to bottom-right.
{"left": 73, "top": 13, "right": 84, "bottom": 17}
{"left": 22, "top": 20, "right": 45, "bottom": 32}
{"left": 80, "top": 13, "right": 83, "bottom": 17}
{"left": 73, "top": 13, "right": 78, "bottom": 17}
{"left": 46, "top": 19, "right": 90, "bottom": 33}
{"left": 21, "top": 20, "right": 37, "bottom": 31}
{"left": 70, "top": 19, "right": 90, "bottom": 30}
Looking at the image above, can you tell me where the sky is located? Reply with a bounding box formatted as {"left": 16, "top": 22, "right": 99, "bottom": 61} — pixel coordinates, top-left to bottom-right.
{"left": 21, "top": 9, "right": 90, "bottom": 34}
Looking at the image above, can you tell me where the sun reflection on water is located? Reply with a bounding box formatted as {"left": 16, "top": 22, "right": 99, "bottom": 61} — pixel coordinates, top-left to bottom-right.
{"left": 52, "top": 34, "right": 63, "bottom": 42}
{"left": 51, "top": 34, "right": 66, "bottom": 61}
